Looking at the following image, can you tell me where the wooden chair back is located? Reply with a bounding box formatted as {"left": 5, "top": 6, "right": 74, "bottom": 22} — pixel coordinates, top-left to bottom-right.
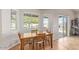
{"left": 35, "top": 33, "right": 46, "bottom": 41}
{"left": 18, "top": 33, "right": 22, "bottom": 42}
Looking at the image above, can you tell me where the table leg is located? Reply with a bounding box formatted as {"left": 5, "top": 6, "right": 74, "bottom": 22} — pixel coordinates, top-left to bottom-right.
{"left": 50, "top": 35, "right": 53, "bottom": 48}
{"left": 32, "top": 39, "right": 34, "bottom": 50}
{"left": 20, "top": 40, "right": 24, "bottom": 50}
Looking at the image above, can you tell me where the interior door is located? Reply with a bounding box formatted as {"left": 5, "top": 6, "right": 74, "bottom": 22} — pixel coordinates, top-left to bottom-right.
{"left": 58, "top": 16, "right": 68, "bottom": 38}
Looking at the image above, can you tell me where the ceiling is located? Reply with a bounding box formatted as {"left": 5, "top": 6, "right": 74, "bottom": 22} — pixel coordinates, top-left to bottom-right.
{"left": 39, "top": 9, "right": 78, "bottom": 12}
{"left": 71, "top": 9, "right": 79, "bottom": 13}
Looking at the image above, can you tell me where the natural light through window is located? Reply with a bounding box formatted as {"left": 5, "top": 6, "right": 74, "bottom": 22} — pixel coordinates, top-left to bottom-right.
{"left": 43, "top": 17, "right": 48, "bottom": 30}
{"left": 24, "top": 14, "right": 39, "bottom": 32}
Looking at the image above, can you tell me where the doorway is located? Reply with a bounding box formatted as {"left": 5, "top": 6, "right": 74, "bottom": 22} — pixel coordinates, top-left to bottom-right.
{"left": 58, "top": 16, "right": 68, "bottom": 38}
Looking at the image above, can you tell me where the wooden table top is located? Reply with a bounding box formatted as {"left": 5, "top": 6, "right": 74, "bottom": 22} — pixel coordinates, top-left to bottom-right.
{"left": 20, "top": 32, "right": 53, "bottom": 39}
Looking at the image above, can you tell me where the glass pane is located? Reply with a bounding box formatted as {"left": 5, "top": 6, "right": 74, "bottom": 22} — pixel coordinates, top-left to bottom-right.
{"left": 43, "top": 17, "right": 48, "bottom": 30}
{"left": 31, "top": 17, "right": 39, "bottom": 30}
{"left": 58, "top": 17, "right": 63, "bottom": 33}
{"left": 24, "top": 16, "right": 31, "bottom": 30}
{"left": 58, "top": 16, "right": 68, "bottom": 37}
{"left": 63, "top": 17, "right": 67, "bottom": 35}
{"left": 23, "top": 14, "right": 39, "bottom": 32}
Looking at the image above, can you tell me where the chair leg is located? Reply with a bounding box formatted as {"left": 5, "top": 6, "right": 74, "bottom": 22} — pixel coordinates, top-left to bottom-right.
{"left": 29, "top": 43, "right": 33, "bottom": 50}
{"left": 43, "top": 41, "right": 45, "bottom": 50}
{"left": 36, "top": 43, "right": 42, "bottom": 50}
{"left": 36, "top": 43, "right": 38, "bottom": 50}
{"left": 35, "top": 41, "right": 45, "bottom": 50}
{"left": 20, "top": 44, "right": 24, "bottom": 50}
{"left": 39, "top": 44, "right": 42, "bottom": 50}
{"left": 32, "top": 40, "right": 35, "bottom": 50}
{"left": 47, "top": 39, "right": 50, "bottom": 46}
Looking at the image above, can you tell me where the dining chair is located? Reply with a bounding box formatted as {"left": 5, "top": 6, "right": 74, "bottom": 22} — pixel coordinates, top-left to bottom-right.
{"left": 45, "top": 32, "right": 53, "bottom": 47}
{"left": 18, "top": 33, "right": 33, "bottom": 50}
{"left": 34, "top": 33, "right": 46, "bottom": 50}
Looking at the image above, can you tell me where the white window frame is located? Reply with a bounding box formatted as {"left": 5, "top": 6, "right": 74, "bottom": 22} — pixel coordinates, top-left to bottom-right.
{"left": 10, "top": 9, "right": 17, "bottom": 31}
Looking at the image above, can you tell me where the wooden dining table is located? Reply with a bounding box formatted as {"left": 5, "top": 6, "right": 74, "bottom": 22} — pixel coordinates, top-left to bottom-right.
{"left": 20, "top": 32, "right": 53, "bottom": 50}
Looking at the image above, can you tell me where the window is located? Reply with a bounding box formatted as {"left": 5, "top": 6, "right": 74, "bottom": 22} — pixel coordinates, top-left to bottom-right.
{"left": 24, "top": 15, "right": 31, "bottom": 30}
{"left": 10, "top": 10, "right": 17, "bottom": 30}
{"left": 31, "top": 15, "right": 39, "bottom": 30}
{"left": 43, "top": 17, "right": 49, "bottom": 30}
{"left": 24, "top": 14, "right": 39, "bottom": 32}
